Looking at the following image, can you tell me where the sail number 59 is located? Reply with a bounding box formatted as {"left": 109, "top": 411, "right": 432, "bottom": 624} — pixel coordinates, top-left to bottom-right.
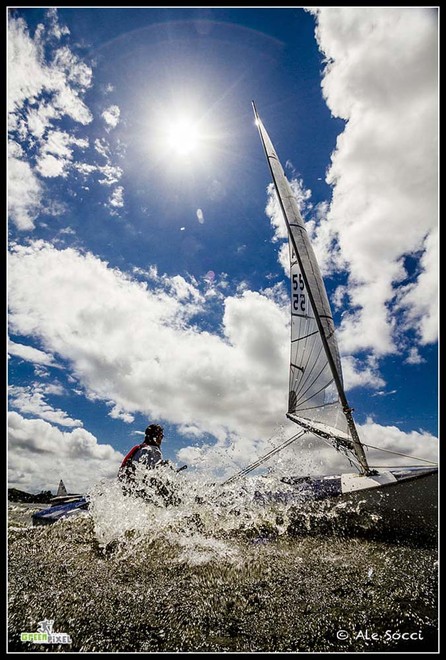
{"left": 292, "top": 273, "right": 306, "bottom": 313}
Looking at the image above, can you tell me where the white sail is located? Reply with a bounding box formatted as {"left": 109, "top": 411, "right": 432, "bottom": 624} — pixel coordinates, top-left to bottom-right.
{"left": 287, "top": 241, "right": 350, "bottom": 442}
{"left": 56, "top": 479, "right": 68, "bottom": 497}
{"left": 253, "top": 104, "right": 370, "bottom": 470}
{"left": 221, "top": 104, "right": 436, "bottom": 492}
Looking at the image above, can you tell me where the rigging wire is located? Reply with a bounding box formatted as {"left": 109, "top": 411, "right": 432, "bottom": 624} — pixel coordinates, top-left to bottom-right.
{"left": 221, "top": 429, "right": 308, "bottom": 486}
{"left": 363, "top": 443, "right": 437, "bottom": 465}
{"left": 367, "top": 465, "right": 437, "bottom": 469}
{"left": 220, "top": 430, "right": 437, "bottom": 489}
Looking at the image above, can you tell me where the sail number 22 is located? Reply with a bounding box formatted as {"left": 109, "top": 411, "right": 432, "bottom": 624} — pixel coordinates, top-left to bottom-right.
{"left": 292, "top": 273, "right": 306, "bottom": 313}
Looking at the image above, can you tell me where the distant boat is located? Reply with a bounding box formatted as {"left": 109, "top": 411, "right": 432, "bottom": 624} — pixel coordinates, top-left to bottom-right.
{"left": 224, "top": 103, "right": 438, "bottom": 539}
{"left": 49, "top": 479, "right": 83, "bottom": 504}
{"left": 33, "top": 480, "right": 88, "bottom": 525}
{"left": 31, "top": 467, "right": 187, "bottom": 526}
{"left": 56, "top": 479, "right": 67, "bottom": 497}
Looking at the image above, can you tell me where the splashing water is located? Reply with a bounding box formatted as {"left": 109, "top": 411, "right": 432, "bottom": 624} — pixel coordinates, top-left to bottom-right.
{"left": 8, "top": 467, "right": 438, "bottom": 652}
{"left": 88, "top": 465, "right": 305, "bottom": 563}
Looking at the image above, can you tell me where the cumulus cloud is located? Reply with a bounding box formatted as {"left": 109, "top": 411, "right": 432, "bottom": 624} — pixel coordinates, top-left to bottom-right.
{"left": 46, "top": 7, "right": 70, "bottom": 40}
{"left": 109, "top": 186, "right": 124, "bottom": 208}
{"left": 35, "top": 130, "right": 89, "bottom": 178}
{"left": 405, "top": 347, "right": 425, "bottom": 365}
{"left": 102, "top": 105, "right": 120, "bottom": 129}
{"left": 8, "top": 155, "right": 42, "bottom": 230}
{"left": 8, "top": 242, "right": 289, "bottom": 452}
{"left": 7, "top": 10, "right": 122, "bottom": 228}
{"left": 8, "top": 13, "right": 93, "bottom": 124}
{"left": 7, "top": 10, "right": 93, "bottom": 229}
{"left": 8, "top": 411, "right": 122, "bottom": 492}
{"left": 8, "top": 339, "right": 57, "bottom": 367}
{"left": 358, "top": 418, "right": 438, "bottom": 468}
{"left": 396, "top": 229, "right": 438, "bottom": 345}
{"left": 9, "top": 383, "right": 83, "bottom": 428}
{"left": 108, "top": 405, "right": 135, "bottom": 424}
{"left": 310, "top": 7, "right": 438, "bottom": 352}
{"left": 341, "top": 355, "right": 385, "bottom": 390}
{"left": 372, "top": 389, "right": 397, "bottom": 398}
{"left": 8, "top": 241, "right": 438, "bottom": 482}
{"left": 264, "top": 9, "right": 437, "bottom": 390}
{"left": 94, "top": 138, "right": 109, "bottom": 159}
{"left": 98, "top": 165, "right": 123, "bottom": 186}
{"left": 8, "top": 240, "right": 411, "bottom": 475}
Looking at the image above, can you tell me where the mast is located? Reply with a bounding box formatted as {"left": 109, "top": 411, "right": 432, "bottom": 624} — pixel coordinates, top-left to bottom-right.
{"left": 252, "top": 101, "right": 370, "bottom": 475}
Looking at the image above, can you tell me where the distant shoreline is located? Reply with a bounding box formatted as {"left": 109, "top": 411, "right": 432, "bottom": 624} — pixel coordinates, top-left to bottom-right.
{"left": 8, "top": 488, "right": 54, "bottom": 504}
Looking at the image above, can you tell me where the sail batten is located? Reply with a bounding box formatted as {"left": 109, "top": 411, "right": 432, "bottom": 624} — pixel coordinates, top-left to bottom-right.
{"left": 297, "top": 402, "right": 343, "bottom": 412}
{"left": 291, "top": 330, "right": 319, "bottom": 343}
{"left": 253, "top": 101, "right": 370, "bottom": 474}
{"left": 294, "top": 362, "right": 330, "bottom": 404}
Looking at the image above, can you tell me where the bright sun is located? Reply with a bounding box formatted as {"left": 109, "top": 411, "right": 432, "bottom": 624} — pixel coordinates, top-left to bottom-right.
{"left": 166, "top": 118, "right": 200, "bottom": 156}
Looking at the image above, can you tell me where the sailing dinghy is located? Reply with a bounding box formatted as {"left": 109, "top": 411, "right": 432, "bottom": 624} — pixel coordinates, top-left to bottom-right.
{"left": 225, "top": 103, "right": 438, "bottom": 538}
{"left": 31, "top": 105, "right": 437, "bottom": 539}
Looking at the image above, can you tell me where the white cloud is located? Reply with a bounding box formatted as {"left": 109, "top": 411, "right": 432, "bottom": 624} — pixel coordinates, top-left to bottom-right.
{"left": 310, "top": 8, "right": 438, "bottom": 353}
{"left": 53, "top": 45, "right": 92, "bottom": 91}
{"left": 35, "top": 129, "right": 89, "bottom": 179}
{"left": 109, "top": 186, "right": 124, "bottom": 208}
{"left": 25, "top": 103, "right": 58, "bottom": 139}
{"left": 396, "top": 229, "right": 438, "bottom": 345}
{"left": 46, "top": 7, "right": 70, "bottom": 40}
{"left": 372, "top": 389, "right": 397, "bottom": 398}
{"left": 8, "top": 156, "right": 42, "bottom": 230}
{"left": 8, "top": 339, "right": 57, "bottom": 367}
{"left": 358, "top": 417, "right": 438, "bottom": 468}
{"left": 36, "top": 153, "right": 66, "bottom": 178}
{"left": 98, "top": 164, "right": 123, "bottom": 186}
{"left": 9, "top": 384, "right": 83, "bottom": 428}
{"left": 102, "top": 105, "right": 120, "bottom": 129}
{"left": 8, "top": 13, "right": 92, "bottom": 122}
{"left": 405, "top": 347, "right": 425, "bottom": 365}
{"left": 159, "top": 274, "right": 205, "bottom": 303}
{"left": 74, "top": 162, "right": 97, "bottom": 176}
{"left": 43, "top": 383, "right": 65, "bottom": 395}
{"left": 33, "top": 365, "right": 51, "bottom": 378}
{"left": 108, "top": 405, "right": 135, "bottom": 424}
{"left": 8, "top": 17, "right": 50, "bottom": 114}
{"left": 341, "top": 355, "right": 385, "bottom": 390}
{"left": 196, "top": 208, "right": 205, "bottom": 224}
{"left": 8, "top": 10, "right": 95, "bottom": 230}
{"left": 7, "top": 242, "right": 289, "bottom": 453}
{"left": 8, "top": 241, "right": 438, "bottom": 482}
{"left": 59, "top": 226, "right": 76, "bottom": 236}
{"left": 8, "top": 411, "right": 122, "bottom": 492}
{"left": 94, "top": 138, "right": 109, "bottom": 159}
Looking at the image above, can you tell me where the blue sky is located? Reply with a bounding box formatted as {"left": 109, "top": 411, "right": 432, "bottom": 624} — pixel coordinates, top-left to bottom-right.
{"left": 8, "top": 7, "right": 438, "bottom": 493}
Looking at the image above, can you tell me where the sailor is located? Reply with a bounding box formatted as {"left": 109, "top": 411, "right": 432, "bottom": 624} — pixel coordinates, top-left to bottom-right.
{"left": 118, "top": 423, "right": 181, "bottom": 505}
{"left": 118, "top": 424, "right": 165, "bottom": 481}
